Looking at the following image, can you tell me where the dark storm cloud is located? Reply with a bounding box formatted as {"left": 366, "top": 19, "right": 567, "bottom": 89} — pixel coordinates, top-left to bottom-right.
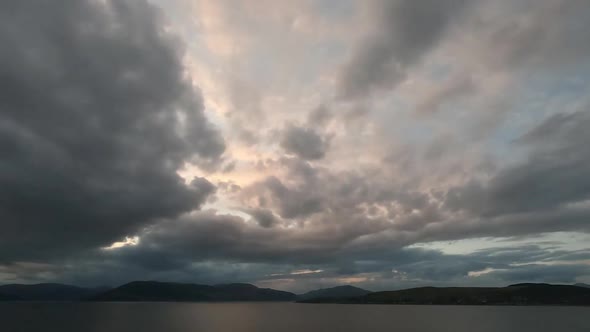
{"left": 280, "top": 125, "right": 330, "bottom": 160}
{"left": 338, "top": 0, "right": 473, "bottom": 100}
{"left": 0, "top": 0, "right": 224, "bottom": 261}
{"left": 100, "top": 211, "right": 339, "bottom": 267}
{"left": 89, "top": 216, "right": 450, "bottom": 277}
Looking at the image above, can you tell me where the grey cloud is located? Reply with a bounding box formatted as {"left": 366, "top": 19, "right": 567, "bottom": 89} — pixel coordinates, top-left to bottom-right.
{"left": 2, "top": 0, "right": 590, "bottom": 291}
{"left": 73, "top": 224, "right": 444, "bottom": 282}
{"left": 280, "top": 125, "right": 330, "bottom": 160}
{"left": 445, "top": 109, "right": 590, "bottom": 217}
{"left": 415, "top": 75, "right": 475, "bottom": 114}
{"left": 233, "top": 139, "right": 590, "bottom": 267}
{"left": 101, "top": 211, "right": 343, "bottom": 267}
{"left": 395, "top": 246, "right": 590, "bottom": 286}
{"left": 485, "top": 264, "right": 590, "bottom": 284}
{"left": 238, "top": 148, "right": 590, "bottom": 261}
{"left": 307, "top": 105, "right": 333, "bottom": 127}
{"left": 247, "top": 176, "right": 324, "bottom": 219}
{"left": 0, "top": 0, "right": 223, "bottom": 262}
{"left": 41, "top": 239, "right": 590, "bottom": 290}
{"left": 341, "top": 245, "right": 590, "bottom": 288}
{"left": 338, "top": 0, "right": 474, "bottom": 100}
{"left": 3, "top": 188, "right": 588, "bottom": 289}
{"left": 482, "top": 0, "right": 590, "bottom": 70}
{"left": 240, "top": 157, "right": 438, "bottom": 235}
{"left": 243, "top": 208, "right": 280, "bottom": 228}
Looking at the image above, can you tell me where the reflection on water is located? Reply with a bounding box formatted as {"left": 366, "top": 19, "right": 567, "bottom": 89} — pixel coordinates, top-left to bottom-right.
{"left": 1, "top": 302, "right": 588, "bottom": 332}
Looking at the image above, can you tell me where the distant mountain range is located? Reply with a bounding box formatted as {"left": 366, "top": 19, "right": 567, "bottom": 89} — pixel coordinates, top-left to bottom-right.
{"left": 90, "top": 281, "right": 295, "bottom": 302}
{"left": 0, "top": 283, "right": 108, "bottom": 301}
{"left": 301, "top": 283, "right": 590, "bottom": 305}
{"left": 1, "top": 282, "right": 589, "bottom": 305}
{"left": 297, "top": 285, "right": 371, "bottom": 302}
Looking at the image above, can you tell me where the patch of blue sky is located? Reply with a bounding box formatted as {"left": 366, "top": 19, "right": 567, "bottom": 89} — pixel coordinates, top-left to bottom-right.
{"left": 490, "top": 68, "right": 590, "bottom": 144}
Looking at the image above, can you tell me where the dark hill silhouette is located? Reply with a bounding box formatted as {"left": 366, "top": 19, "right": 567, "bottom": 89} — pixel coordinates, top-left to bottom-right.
{"left": 574, "top": 283, "right": 590, "bottom": 288}
{"left": 0, "top": 283, "right": 108, "bottom": 301}
{"left": 90, "top": 281, "right": 296, "bottom": 302}
{"left": 297, "top": 285, "right": 371, "bottom": 301}
{"left": 2, "top": 281, "right": 588, "bottom": 305}
{"left": 0, "top": 292, "right": 21, "bottom": 301}
{"left": 301, "top": 283, "right": 590, "bottom": 305}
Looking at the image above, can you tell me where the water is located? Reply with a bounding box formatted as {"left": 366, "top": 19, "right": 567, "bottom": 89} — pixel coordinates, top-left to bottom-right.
{"left": 0, "top": 302, "right": 588, "bottom": 332}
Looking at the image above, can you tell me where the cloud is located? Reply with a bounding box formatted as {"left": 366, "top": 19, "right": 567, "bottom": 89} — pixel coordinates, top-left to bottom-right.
{"left": 243, "top": 175, "right": 324, "bottom": 219}
{"left": 481, "top": 264, "right": 590, "bottom": 284}
{"left": 478, "top": 0, "right": 590, "bottom": 71}
{"left": 307, "top": 104, "right": 333, "bottom": 128}
{"left": 100, "top": 211, "right": 339, "bottom": 268}
{"left": 33, "top": 231, "right": 590, "bottom": 290}
{"left": 243, "top": 207, "right": 280, "bottom": 228}
{"left": 0, "top": 0, "right": 223, "bottom": 262}
{"left": 280, "top": 125, "right": 330, "bottom": 160}
{"left": 337, "top": 0, "right": 474, "bottom": 100}
{"left": 445, "top": 108, "right": 590, "bottom": 217}
{"left": 415, "top": 75, "right": 475, "bottom": 114}
{"left": 2, "top": 0, "right": 590, "bottom": 290}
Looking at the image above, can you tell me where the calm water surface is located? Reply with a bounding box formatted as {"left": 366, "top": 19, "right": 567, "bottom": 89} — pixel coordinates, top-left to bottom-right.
{"left": 0, "top": 302, "right": 588, "bottom": 332}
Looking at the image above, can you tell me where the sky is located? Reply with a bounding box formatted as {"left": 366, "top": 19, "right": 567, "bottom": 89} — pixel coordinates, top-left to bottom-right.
{"left": 1, "top": 0, "right": 590, "bottom": 293}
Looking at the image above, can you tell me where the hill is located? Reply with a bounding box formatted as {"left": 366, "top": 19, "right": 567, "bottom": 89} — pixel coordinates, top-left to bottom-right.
{"left": 90, "top": 281, "right": 296, "bottom": 302}
{"left": 0, "top": 292, "right": 21, "bottom": 301}
{"left": 297, "top": 285, "right": 371, "bottom": 302}
{"left": 574, "top": 283, "right": 590, "bottom": 288}
{"left": 301, "top": 283, "right": 590, "bottom": 305}
{"left": 0, "top": 283, "right": 108, "bottom": 301}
